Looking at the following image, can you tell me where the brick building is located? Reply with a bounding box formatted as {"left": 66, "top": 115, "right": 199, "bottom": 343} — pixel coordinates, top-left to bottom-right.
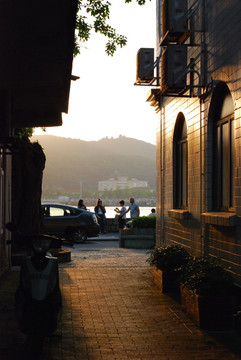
{"left": 141, "top": 0, "right": 241, "bottom": 284}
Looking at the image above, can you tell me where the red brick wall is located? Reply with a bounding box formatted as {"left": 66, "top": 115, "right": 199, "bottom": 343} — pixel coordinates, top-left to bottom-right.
{"left": 155, "top": 0, "right": 241, "bottom": 283}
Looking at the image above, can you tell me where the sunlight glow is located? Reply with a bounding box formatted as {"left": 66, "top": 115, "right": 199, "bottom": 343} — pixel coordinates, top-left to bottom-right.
{"left": 33, "top": 1, "right": 157, "bottom": 145}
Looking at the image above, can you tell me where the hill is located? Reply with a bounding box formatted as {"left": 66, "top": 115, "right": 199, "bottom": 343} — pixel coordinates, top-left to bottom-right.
{"left": 31, "top": 135, "right": 156, "bottom": 192}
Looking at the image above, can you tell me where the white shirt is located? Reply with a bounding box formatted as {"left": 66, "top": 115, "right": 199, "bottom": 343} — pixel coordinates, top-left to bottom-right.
{"left": 120, "top": 206, "right": 126, "bottom": 219}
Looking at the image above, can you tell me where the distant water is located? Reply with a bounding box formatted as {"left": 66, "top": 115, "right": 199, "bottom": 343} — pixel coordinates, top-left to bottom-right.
{"left": 88, "top": 206, "right": 155, "bottom": 218}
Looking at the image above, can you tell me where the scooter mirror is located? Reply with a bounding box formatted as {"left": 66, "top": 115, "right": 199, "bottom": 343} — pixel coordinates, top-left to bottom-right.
{"left": 5, "top": 222, "right": 18, "bottom": 232}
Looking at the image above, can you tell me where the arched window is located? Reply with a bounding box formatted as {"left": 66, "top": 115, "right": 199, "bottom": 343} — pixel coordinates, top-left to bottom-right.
{"left": 212, "top": 85, "right": 235, "bottom": 211}
{"left": 173, "top": 113, "right": 188, "bottom": 209}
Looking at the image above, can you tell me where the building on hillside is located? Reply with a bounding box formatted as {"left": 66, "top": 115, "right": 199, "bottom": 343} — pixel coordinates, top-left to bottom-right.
{"left": 138, "top": 0, "right": 241, "bottom": 284}
{"left": 98, "top": 177, "right": 148, "bottom": 191}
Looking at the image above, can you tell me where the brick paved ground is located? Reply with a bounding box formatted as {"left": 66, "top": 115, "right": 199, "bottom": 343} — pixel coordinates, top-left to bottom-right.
{"left": 1, "top": 239, "right": 241, "bottom": 359}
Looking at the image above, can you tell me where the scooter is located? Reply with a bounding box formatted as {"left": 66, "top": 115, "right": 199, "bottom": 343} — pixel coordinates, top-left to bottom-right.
{"left": 6, "top": 224, "right": 62, "bottom": 353}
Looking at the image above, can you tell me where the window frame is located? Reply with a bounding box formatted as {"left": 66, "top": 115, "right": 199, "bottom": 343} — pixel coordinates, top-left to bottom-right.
{"left": 173, "top": 114, "right": 188, "bottom": 209}
{"left": 213, "top": 113, "right": 234, "bottom": 212}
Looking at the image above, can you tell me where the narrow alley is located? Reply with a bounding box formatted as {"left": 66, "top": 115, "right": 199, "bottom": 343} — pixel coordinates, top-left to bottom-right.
{"left": 1, "top": 238, "right": 241, "bottom": 360}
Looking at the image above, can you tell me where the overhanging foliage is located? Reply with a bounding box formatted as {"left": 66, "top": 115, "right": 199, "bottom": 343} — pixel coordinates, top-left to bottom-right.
{"left": 75, "top": 0, "right": 150, "bottom": 56}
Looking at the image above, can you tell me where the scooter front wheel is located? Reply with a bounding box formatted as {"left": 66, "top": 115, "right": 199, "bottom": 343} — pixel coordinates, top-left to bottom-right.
{"left": 27, "top": 334, "right": 44, "bottom": 355}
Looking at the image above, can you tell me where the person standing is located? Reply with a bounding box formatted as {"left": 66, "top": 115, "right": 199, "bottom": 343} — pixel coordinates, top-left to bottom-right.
{"left": 94, "top": 199, "right": 106, "bottom": 234}
{"left": 114, "top": 200, "right": 126, "bottom": 229}
{"left": 125, "top": 197, "right": 140, "bottom": 219}
{"left": 77, "top": 199, "right": 87, "bottom": 210}
{"left": 149, "top": 208, "right": 156, "bottom": 216}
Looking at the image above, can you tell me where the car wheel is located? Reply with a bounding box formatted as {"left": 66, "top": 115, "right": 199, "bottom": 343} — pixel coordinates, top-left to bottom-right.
{"left": 72, "top": 228, "right": 87, "bottom": 243}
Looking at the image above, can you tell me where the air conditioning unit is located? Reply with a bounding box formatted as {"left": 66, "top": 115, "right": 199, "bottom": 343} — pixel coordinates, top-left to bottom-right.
{"left": 161, "top": 45, "right": 187, "bottom": 93}
{"left": 136, "top": 48, "right": 154, "bottom": 83}
{"left": 161, "top": 0, "right": 188, "bottom": 44}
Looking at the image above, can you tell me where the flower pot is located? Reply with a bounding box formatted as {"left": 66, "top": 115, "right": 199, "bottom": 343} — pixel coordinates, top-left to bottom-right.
{"left": 51, "top": 248, "right": 71, "bottom": 263}
{"left": 120, "top": 228, "right": 155, "bottom": 249}
{"left": 233, "top": 318, "right": 241, "bottom": 336}
{"left": 152, "top": 266, "right": 180, "bottom": 294}
{"left": 180, "top": 286, "right": 234, "bottom": 329}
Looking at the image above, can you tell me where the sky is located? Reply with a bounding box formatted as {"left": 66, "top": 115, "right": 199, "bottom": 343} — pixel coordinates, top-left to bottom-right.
{"left": 34, "top": 0, "right": 158, "bottom": 145}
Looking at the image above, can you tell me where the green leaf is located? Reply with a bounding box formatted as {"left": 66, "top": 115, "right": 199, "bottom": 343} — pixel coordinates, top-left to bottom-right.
{"left": 75, "top": 0, "right": 151, "bottom": 56}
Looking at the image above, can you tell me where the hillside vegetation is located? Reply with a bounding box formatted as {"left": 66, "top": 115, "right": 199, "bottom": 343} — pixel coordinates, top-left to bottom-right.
{"left": 31, "top": 135, "right": 156, "bottom": 192}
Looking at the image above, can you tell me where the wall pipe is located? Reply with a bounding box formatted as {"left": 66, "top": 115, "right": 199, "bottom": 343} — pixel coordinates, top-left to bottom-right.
{"left": 199, "top": 0, "right": 205, "bottom": 256}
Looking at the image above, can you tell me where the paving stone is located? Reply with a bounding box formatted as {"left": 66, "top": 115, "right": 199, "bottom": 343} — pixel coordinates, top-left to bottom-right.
{"left": 1, "top": 239, "right": 241, "bottom": 359}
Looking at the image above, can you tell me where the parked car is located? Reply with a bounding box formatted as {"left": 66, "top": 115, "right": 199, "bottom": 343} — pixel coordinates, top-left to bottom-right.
{"left": 41, "top": 204, "right": 100, "bottom": 243}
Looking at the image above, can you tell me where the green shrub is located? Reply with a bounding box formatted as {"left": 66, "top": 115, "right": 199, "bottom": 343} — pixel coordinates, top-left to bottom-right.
{"left": 146, "top": 244, "right": 191, "bottom": 272}
{"left": 131, "top": 216, "right": 156, "bottom": 229}
{"left": 179, "top": 257, "right": 233, "bottom": 296}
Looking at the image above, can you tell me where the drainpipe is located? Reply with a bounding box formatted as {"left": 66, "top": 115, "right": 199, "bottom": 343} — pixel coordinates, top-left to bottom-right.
{"left": 199, "top": 99, "right": 203, "bottom": 256}
{"left": 160, "top": 100, "right": 165, "bottom": 246}
{"left": 199, "top": 0, "right": 205, "bottom": 256}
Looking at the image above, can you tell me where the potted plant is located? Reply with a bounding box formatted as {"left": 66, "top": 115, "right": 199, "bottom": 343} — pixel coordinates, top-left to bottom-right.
{"left": 179, "top": 257, "right": 234, "bottom": 329}
{"left": 146, "top": 244, "right": 191, "bottom": 293}
{"left": 233, "top": 307, "right": 241, "bottom": 336}
{"left": 131, "top": 216, "right": 156, "bottom": 229}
